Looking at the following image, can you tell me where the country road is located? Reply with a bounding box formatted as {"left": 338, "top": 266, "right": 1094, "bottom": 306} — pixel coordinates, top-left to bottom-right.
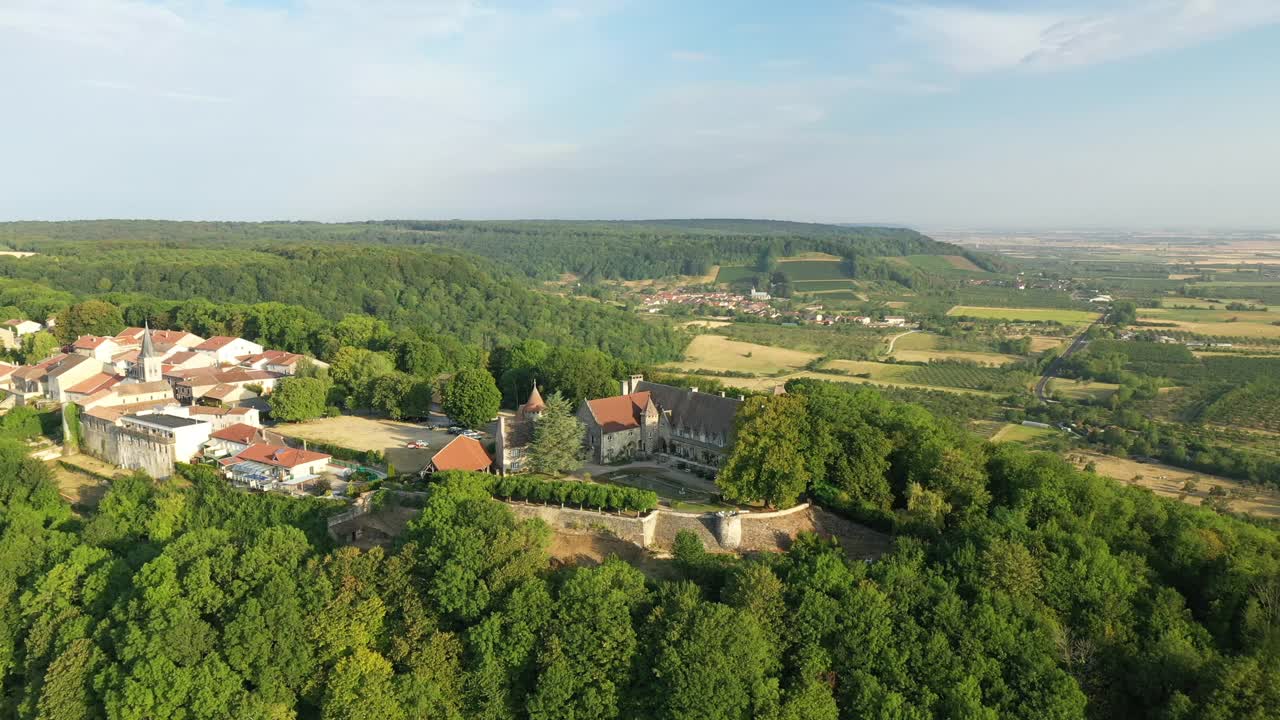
{"left": 1035, "top": 322, "right": 1098, "bottom": 402}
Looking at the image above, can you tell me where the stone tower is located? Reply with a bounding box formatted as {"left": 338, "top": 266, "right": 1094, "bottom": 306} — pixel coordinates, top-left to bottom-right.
{"left": 131, "top": 323, "right": 162, "bottom": 383}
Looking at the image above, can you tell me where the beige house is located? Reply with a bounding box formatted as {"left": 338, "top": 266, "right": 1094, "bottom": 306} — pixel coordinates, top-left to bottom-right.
{"left": 0, "top": 319, "right": 42, "bottom": 350}
{"left": 45, "top": 354, "right": 110, "bottom": 403}
{"left": 193, "top": 336, "right": 265, "bottom": 365}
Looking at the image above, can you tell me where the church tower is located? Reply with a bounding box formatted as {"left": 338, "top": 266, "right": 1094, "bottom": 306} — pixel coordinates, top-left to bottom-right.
{"left": 130, "top": 323, "right": 163, "bottom": 384}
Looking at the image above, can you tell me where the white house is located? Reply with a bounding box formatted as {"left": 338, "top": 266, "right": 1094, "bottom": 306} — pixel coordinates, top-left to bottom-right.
{"left": 119, "top": 413, "right": 214, "bottom": 465}
{"left": 205, "top": 422, "right": 265, "bottom": 458}
{"left": 72, "top": 336, "right": 123, "bottom": 363}
{"left": 0, "top": 319, "right": 42, "bottom": 350}
{"left": 225, "top": 443, "right": 331, "bottom": 489}
{"left": 194, "top": 336, "right": 265, "bottom": 365}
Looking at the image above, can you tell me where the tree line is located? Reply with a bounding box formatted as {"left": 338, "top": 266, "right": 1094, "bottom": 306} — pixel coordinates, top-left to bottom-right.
{"left": 3, "top": 379, "right": 1280, "bottom": 718}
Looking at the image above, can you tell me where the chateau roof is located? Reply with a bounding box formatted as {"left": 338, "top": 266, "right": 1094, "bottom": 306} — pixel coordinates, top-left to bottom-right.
{"left": 430, "top": 435, "right": 493, "bottom": 472}
{"left": 584, "top": 391, "right": 652, "bottom": 433}
{"left": 633, "top": 380, "right": 741, "bottom": 440}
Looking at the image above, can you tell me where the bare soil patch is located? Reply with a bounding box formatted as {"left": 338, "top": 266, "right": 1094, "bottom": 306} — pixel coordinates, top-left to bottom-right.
{"left": 277, "top": 415, "right": 455, "bottom": 454}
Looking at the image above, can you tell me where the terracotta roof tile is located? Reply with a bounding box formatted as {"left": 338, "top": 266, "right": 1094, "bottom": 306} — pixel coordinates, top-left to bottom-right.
{"left": 584, "top": 391, "right": 651, "bottom": 433}
{"left": 430, "top": 435, "right": 493, "bottom": 472}
{"left": 235, "top": 443, "right": 330, "bottom": 468}
{"left": 211, "top": 423, "right": 260, "bottom": 445}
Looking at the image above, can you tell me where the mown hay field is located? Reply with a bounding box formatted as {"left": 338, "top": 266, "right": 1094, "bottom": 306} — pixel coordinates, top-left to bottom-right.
{"left": 947, "top": 306, "right": 1099, "bottom": 326}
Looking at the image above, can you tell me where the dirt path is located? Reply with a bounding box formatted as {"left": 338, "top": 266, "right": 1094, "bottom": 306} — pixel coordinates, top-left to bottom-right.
{"left": 885, "top": 329, "right": 918, "bottom": 355}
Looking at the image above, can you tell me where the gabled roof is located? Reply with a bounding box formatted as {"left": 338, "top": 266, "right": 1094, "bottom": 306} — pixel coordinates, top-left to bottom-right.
{"left": 114, "top": 381, "right": 173, "bottom": 397}
{"left": 211, "top": 423, "right": 260, "bottom": 445}
{"left": 65, "top": 372, "right": 122, "bottom": 395}
{"left": 47, "top": 353, "right": 99, "bottom": 379}
{"left": 195, "top": 335, "right": 244, "bottom": 351}
{"left": 235, "top": 443, "right": 330, "bottom": 468}
{"left": 73, "top": 335, "right": 114, "bottom": 350}
{"left": 584, "top": 391, "right": 652, "bottom": 433}
{"left": 633, "top": 380, "right": 742, "bottom": 440}
{"left": 0, "top": 363, "right": 17, "bottom": 380}
{"left": 430, "top": 435, "right": 492, "bottom": 472}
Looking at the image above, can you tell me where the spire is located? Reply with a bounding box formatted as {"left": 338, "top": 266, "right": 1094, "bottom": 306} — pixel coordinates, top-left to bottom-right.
{"left": 141, "top": 321, "right": 156, "bottom": 358}
{"left": 524, "top": 380, "right": 545, "bottom": 413}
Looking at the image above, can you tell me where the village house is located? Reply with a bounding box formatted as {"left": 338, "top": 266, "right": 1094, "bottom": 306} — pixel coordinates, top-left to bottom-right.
{"left": 237, "top": 350, "right": 328, "bottom": 376}
{"left": 205, "top": 422, "right": 271, "bottom": 458}
{"left": 115, "top": 327, "right": 204, "bottom": 349}
{"left": 223, "top": 443, "right": 331, "bottom": 489}
{"left": 72, "top": 335, "right": 124, "bottom": 364}
{"left": 8, "top": 354, "right": 69, "bottom": 405}
{"left": 170, "top": 367, "right": 281, "bottom": 405}
{"left": 44, "top": 353, "right": 110, "bottom": 403}
{"left": 0, "top": 319, "right": 42, "bottom": 350}
{"left": 577, "top": 375, "right": 742, "bottom": 470}
{"left": 177, "top": 405, "right": 261, "bottom": 431}
{"left": 194, "top": 336, "right": 265, "bottom": 365}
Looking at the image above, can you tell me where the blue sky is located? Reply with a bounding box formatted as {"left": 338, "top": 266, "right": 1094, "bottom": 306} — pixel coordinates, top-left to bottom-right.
{"left": 1, "top": 0, "right": 1278, "bottom": 228}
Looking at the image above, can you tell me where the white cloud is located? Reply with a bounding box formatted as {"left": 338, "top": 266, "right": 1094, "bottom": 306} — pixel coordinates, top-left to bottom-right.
{"left": 892, "top": 0, "right": 1280, "bottom": 72}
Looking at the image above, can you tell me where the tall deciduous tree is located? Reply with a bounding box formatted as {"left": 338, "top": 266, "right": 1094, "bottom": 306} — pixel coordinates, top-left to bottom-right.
{"left": 57, "top": 300, "right": 124, "bottom": 342}
{"left": 442, "top": 368, "right": 501, "bottom": 429}
{"left": 20, "top": 331, "right": 59, "bottom": 364}
{"left": 526, "top": 392, "right": 584, "bottom": 477}
{"left": 717, "top": 395, "right": 813, "bottom": 508}
{"left": 269, "top": 377, "right": 330, "bottom": 422}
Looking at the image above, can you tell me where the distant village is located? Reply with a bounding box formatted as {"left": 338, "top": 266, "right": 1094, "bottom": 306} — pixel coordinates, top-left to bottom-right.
{"left": 639, "top": 287, "right": 911, "bottom": 327}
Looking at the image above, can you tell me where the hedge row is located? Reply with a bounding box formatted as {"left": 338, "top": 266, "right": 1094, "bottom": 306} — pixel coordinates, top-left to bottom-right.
{"left": 492, "top": 476, "right": 659, "bottom": 515}
{"left": 289, "top": 439, "right": 384, "bottom": 467}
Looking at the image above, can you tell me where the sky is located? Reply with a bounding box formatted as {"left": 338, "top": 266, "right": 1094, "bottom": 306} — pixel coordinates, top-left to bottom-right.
{"left": 2, "top": 0, "right": 1279, "bottom": 229}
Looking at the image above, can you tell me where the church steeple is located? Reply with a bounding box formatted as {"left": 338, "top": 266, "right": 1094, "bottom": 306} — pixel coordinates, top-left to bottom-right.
{"left": 130, "top": 322, "right": 163, "bottom": 383}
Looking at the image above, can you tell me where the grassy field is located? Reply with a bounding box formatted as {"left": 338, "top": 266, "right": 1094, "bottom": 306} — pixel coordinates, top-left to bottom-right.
{"left": 1137, "top": 307, "right": 1280, "bottom": 338}
{"left": 1047, "top": 379, "right": 1120, "bottom": 402}
{"left": 990, "top": 423, "right": 1061, "bottom": 449}
{"left": 664, "top": 334, "right": 820, "bottom": 375}
{"left": 887, "top": 331, "right": 1023, "bottom": 365}
{"left": 714, "top": 265, "right": 760, "bottom": 284}
{"left": 775, "top": 260, "right": 851, "bottom": 281}
{"left": 1073, "top": 453, "right": 1280, "bottom": 519}
{"left": 947, "top": 306, "right": 1099, "bottom": 326}
{"left": 902, "top": 254, "right": 988, "bottom": 274}
{"left": 791, "top": 279, "right": 858, "bottom": 291}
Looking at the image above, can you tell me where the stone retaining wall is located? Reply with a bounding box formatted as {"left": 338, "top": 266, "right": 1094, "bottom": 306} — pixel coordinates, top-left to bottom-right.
{"left": 505, "top": 502, "right": 659, "bottom": 548}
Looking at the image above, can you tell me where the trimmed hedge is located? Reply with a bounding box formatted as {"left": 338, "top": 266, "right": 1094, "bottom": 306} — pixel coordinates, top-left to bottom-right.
{"left": 492, "top": 476, "right": 658, "bottom": 515}
{"left": 288, "top": 439, "right": 384, "bottom": 467}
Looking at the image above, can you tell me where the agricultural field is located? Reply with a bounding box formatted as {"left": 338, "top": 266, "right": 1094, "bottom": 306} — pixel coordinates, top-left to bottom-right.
{"left": 899, "top": 254, "right": 989, "bottom": 274}
{"left": 1047, "top": 379, "right": 1120, "bottom": 403}
{"left": 990, "top": 423, "right": 1063, "bottom": 449}
{"left": 1137, "top": 307, "right": 1280, "bottom": 339}
{"left": 947, "top": 306, "right": 1099, "bottom": 326}
{"left": 903, "top": 362, "right": 1032, "bottom": 393}
{"left": 1072, "top": 453, "right": 1280, "bottom": 519}
{"left": 714, "top": 265, "right": 761, "bottom": 284}
{"left": 888, "top": 331, "right": 1022, "bottom": 366}
{"left": 1200, "top": 380, "right": 1280, "bottom": 433}
{"left": 774, "top": 259, "right": 851, "bottom": 281}
{"left": 664, "top": 334, "right": 819, "bottom": 375}
{"left": 712, "top": 323, "right": 889, "bottom": 360}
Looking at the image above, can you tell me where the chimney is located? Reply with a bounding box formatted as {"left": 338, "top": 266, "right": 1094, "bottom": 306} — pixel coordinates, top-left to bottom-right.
{"left": 690, "top": 387, "right": 698, "bottom": 393}
{"left": 719, "top": 391, "right": 725, "bottom": 397}
{"left": 620, "top": 379, "right": 630, "bottom": 395}
{"left": 737, "top": 395, "right": 745, "bottom": 401}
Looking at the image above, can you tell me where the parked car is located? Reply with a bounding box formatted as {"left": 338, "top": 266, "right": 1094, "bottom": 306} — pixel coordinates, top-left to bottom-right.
{"left": 404, "top": 441, "right": 427, "bottom": 449}
{"left": 448, "top": 426, "right": 464, "bottom": 434}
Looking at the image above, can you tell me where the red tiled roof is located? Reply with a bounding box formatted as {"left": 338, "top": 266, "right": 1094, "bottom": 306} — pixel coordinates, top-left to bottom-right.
{"left": 430, "top": 435, "right": 493, "bottom": 472}
{"left": 194, "top": 335, "right": 240, "bottom": 351}
{"left": 235, "top": 443, "right": 330, "bottom": 468}
{"left": 0, "top": 364, "right": 17, "bottom": 379}
{"left": 211, "top": 423, "right": 259, "bottom": 445}
{"left": 167, "top": 351, "right": 200, "bottom": 365}
{"left": 65, "top": 372, "right": 122, "bottom": 395}
{"left": 73, "top": 335, "right": 112, "bottom": 350}
{"left": 584, "top": 391, "right": 651, "bottom": 433}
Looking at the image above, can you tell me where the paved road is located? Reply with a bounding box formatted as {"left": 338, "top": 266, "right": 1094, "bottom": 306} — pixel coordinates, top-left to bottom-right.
{"left": 1035, "top": 322, "right": 1098, "bottom": 402}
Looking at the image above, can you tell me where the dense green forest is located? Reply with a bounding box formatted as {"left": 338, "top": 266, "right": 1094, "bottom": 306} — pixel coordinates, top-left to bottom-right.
{"left": 0, "top": 219, "right": 991, "bottom": 283}
{"left": 3, "top": 380, "right": 1280, "bottom": 719}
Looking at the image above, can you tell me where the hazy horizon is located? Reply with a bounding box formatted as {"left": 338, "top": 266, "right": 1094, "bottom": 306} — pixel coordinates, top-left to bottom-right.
{"left": 3, "top": 0, "right": 1279, "bottom": 227}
